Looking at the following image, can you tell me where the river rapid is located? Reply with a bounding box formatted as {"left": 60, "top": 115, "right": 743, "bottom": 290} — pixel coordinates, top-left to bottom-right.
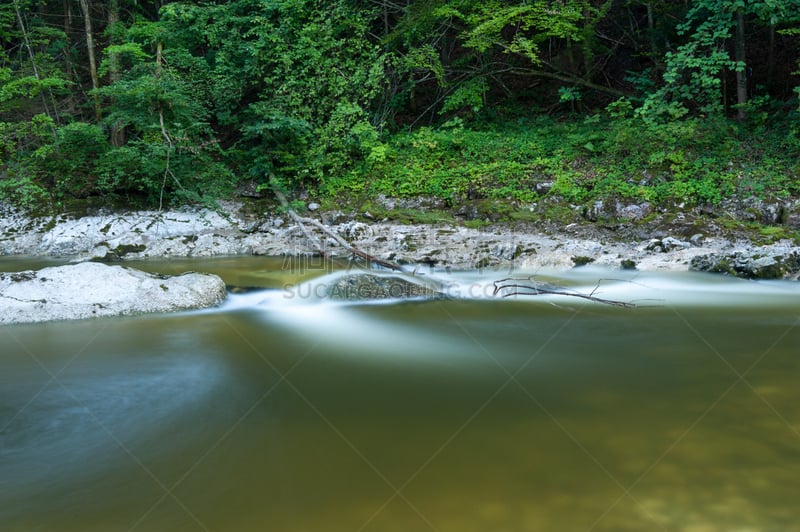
{"left": 1, "top": 256, "right": 800, "bottom": 531}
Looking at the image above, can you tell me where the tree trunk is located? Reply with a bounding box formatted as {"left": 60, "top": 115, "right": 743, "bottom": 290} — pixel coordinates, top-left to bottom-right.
{"left": 646, "top": 2, "right": 660, "bottom": 68}
{"left": 566, "top": 37, "right": 577, "bottom": 76}
{"left": 63, "top": 0, "right": 76, "bottom": 114}
{"left": 13, "top": 0, "right": 58, "bottom": 128}
{"left": 734, "top": 8, "right": 747, "bottom": 121}
{"left": 767, "top": 22, "right": 775, "bottom": 91}
{"left": 107, "top": 0, "right": 125, "bottom": 145}
{"left": 78, "top": 0, "right": 101, "bottom": 121}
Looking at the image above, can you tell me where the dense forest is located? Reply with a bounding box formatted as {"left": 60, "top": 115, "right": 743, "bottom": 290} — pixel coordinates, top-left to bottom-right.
{"left": 1, "top": 0, "right": 800, "bottom": 213}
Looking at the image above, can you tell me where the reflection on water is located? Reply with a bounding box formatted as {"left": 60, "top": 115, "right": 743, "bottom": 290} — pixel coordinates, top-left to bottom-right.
{"left": 1, "top": 259, "right": 800, "bottom": 531}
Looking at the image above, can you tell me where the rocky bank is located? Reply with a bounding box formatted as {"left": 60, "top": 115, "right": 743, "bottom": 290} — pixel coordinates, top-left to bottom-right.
{"left": 1, "top": 199, "right": 799, "bottom": 279}
{"left": 2, "top": 198, "right": 799, "bottom": 324}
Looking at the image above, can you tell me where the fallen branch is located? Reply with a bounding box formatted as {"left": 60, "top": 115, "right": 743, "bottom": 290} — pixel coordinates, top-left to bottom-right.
{"left": 269, "top": 182, "right": 637, "bottom": 308}
{"left": 493, "top": 277, "right": 636, "bottom": 308}
{"left": 270, "top": 179, "right": 408, "bottom": 273}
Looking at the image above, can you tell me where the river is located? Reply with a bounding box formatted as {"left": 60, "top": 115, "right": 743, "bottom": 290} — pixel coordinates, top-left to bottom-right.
{"left": 1, "top": 257, "right": 799, "bottom": 531}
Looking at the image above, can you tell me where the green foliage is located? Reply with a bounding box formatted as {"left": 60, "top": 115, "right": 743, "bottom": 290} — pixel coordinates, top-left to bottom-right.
{"left": 324, "top": 118, "right": 577, "bottom": 203}
{"left": 454, "top": 1, "right": 584, "bottom": 63}
{"left": 46, "top": 122, "right": 110, "bottom": 198}
{"left": 156, "top": 0, "right": 388, "bottom": 187}
{"left": 638, "top": 0, "right": 800, "bottom": 122}
{"left": 441, "top": 78, "right": 489, "bottom": 115}
{"left": 0, "top": 174, "right": 49, "bottom": 210}
{"left": 323, "top": 111, "right": 799, "bottom": 214}
{"left": 2, "top": 0, "right": 800, "bottom": 214}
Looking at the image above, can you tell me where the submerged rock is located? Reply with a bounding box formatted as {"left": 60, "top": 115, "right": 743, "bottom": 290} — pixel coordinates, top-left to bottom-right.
{"left": 324, "top": 273, "right": 441, "bottom": 301}
{"left": 0, "top": 262, "right": 226, "bottom": 324}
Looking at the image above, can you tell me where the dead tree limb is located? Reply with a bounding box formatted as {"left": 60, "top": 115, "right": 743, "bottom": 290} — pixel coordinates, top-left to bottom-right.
{"left": 270, "top": 179, "right": 408, "bottom": 273}
{"left": 493, "top": 277, "right": 636, "bottom": 308}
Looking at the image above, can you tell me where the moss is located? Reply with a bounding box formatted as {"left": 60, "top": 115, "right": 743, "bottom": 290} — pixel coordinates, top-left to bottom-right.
{"left": 325, "top": 274, "right": 440, "bottom": 301}
{"left": 1, "top": 271, "right": 37, "bottom": 282}
{"left": 380, "top": 208, "right": 453, "bottom": 225}
{"left": 40, "top": 215, "right": 59, "bottom": 233}
{"left": 474, "top": 257, "right": 495, "bottom": 269}
{"left": 712, "top": 259, "right": 736, "bottom": 275}
{"left": 751, "top": 263, "right": 786, "bottom": 280}
{"left": 463, "top": 219, "right": 491, "bottom": 229}
{"left": 572, "top": 256, "right": 595, "bottom": 267}
{"left": 509, "top": 209, "right": 540, "bottom": 223}
{"left": 94, "top": 243, "right": 147, "bottom": 262}
{"left": 757, "top": 225, "right": 797, "bottom": 245}
{"left": 113, "top": 243, "right": 146, "bottom": 255}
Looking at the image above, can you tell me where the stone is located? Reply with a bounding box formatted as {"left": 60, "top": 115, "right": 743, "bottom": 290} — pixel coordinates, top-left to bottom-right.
{"left": 689, "top": 249, "right": 800, "bottom": 280}
{"left": 690, "top": 233, "right": 705, "bottom": 247}
{"left": 338, "top": 221, "right": 372, "bottom": 240}
{"left": 3, "top": 199, "right": 799, "bottom": 275}
{"left": 324, "top": 273, "right": 440, "bottom": 301}
{"left": 661, "top": 236, "right": 690, "bottom": 252}
{"left": 235, "top": 179, "right": 264, "bottom": 198}
{"left": 0, "top": 262, "right": 226, "bottom": 325}
{"left": 618, "top": 202, "right": 652, "bottom": 221}
{"left": 490, "top": 243, "right": 521, "bottom": 261}
{"left": 785, "top": 207, "right": 800, "bottom": 230}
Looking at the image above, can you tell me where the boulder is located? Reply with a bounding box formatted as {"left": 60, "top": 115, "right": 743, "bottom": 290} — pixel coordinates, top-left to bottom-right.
{"left": 0, "top": 262, "right": 226, "bottom": 324}
{"left": 324, "top": 273, "right": 441, "bottom": 301}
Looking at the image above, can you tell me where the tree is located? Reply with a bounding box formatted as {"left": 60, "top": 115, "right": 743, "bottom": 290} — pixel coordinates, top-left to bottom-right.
{"left": 381, "top": 0, "right": 637, "bottom": 123}
{"left": 638, "top": 0, "right": 800, "bottom": 122}
{"left": 153, "top": 0, "right": 389, "bottom": 185}
{"left": 78, "top": 0, "right": 100, "bottom": 120}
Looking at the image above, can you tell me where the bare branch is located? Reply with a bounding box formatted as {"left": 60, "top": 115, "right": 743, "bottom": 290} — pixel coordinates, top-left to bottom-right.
{"left": 493, "top": 277, "right": 636, "bottom": 308}
{"left": 269, "top": 178, "right": 409, "bottom": 273}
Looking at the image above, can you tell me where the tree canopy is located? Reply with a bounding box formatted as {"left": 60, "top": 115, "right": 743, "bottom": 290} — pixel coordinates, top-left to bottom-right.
{"left": 1, "top": 0, "right": 799, "bottom": 208}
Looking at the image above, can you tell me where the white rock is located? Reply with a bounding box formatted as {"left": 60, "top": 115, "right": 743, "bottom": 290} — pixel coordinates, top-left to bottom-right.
{"left": 0, "top": 262, "right": 226, "bottom": 325}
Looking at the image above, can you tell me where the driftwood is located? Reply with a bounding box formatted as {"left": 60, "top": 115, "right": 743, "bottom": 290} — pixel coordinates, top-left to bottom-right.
{"left": 493, "top": 277, "right": 636, "bottom": 308}
{"left": 271, "top": 181, "right": 407, "bottom": 273}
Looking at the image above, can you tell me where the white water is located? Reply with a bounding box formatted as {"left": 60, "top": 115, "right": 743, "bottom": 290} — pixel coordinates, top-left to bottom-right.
{"left": 213, "top": 267, "right": 800, "bottom": 312}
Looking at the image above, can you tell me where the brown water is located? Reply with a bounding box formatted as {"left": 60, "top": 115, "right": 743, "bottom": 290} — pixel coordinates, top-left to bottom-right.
{"left": 1, "top": 258, "right": 800, "bottom": 531}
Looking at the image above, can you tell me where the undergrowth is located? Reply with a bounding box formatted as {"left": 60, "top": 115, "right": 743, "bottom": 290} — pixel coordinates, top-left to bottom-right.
{"left": 319, "top": 113, "right": 800, "bottom": 210}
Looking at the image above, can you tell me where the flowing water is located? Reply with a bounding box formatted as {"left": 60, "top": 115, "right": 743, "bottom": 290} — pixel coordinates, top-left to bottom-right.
{"left": 1, "top": 257, "right": 800, "bottom": 531}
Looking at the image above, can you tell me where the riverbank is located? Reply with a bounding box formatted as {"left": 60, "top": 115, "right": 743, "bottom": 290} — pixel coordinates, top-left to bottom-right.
{"left": 2, "top": 198, "right": 799, "bottom": 279}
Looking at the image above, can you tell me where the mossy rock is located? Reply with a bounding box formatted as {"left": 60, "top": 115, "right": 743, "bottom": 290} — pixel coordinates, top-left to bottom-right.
{"left": 93, "top": 243, "right": 148, "bottom": 262}
{"left": 572, "top": 256, "right": 595, "bottom": 267}
{"left": 325, "top": 274, "right": 441, "bottom": 301}
{"left": 690, "top": 252, "right": 800, "bottom": 279}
